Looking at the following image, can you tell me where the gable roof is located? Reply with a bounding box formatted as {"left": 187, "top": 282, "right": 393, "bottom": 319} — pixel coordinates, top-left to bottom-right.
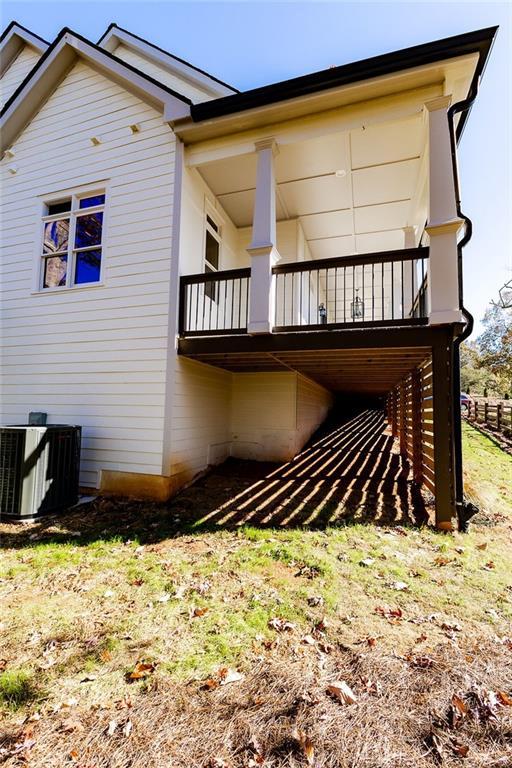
{"left": 191, "top": 25, "right": 498, "bottom": 141}
{"left": 0, "top": 21, "right": 49, "bottom": 77}
{"left": 98, "top": 23, "right": 238, "bottom": 98}
{"left": 0, "top": 27, "right": 192, "bottom": 152}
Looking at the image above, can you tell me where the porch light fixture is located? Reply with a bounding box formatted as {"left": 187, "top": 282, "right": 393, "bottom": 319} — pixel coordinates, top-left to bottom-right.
{"left": 351, "top": 289, "right": 364, "bottom": 320}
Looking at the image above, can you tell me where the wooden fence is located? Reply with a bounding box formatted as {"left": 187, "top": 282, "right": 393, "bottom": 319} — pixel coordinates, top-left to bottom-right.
{"left": 466, "top": 398, "right": 512, "bottom": 438}
{"left": 386, "top": 357, "right": 435, "bottom": 494}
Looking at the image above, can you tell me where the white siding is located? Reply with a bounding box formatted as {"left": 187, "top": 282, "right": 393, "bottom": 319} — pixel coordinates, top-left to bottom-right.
{"left": 231, "top": 372, "right": 299, "bottom": 462}
{"left": 296, "top": 375, "right": 333, "bottom": 449}
{"left": 0, "top": 45, "right": 41, "bottom": 108}
{"left": 0, "top": 60, "right": 176, "bottom": 488}
{"left": 112, "top": 44, "right": 216, "bottom": 104}
{"left": 170, "top": 357, "right": 231, "bottom": 486}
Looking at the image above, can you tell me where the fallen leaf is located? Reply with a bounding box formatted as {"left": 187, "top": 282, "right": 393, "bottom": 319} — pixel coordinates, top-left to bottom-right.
{"left": 123, "top": 719, "right": 133, "bottom": 737}
{"left": 128, "top": 661, "right": 155, "bottom": 680}
{"left": 390, "top": 581, "right": 409, "bottom": 591}
{"left": 476, "top": 542, "right": 487, "bottom": 551}
{"left": 497, "top": 691, "right": 512, "bottom": 706}
{"left": 192, "top": 606, "right": 208, "bottom": 618}
{"left": 268, "top": 617, "right": 295, "bottom": 632}
{"left": 434, "top": 556, "right": 452, "bottom": 566}
{"left": 61, "top": 718, "right": 84, "bottom": 733}
{"left": 451, "top": 740, "right": 469, "bottom": 758}
{"left": 441, "top": 622, "right": 463, "bottom": 634}
{"left": 106, "top": 720, "right": 118, "bottom": 736}
{"left": 375, "top": 605, "right": 403, "bottom": 620}
{"left": 408, "top": 655, "right": 435, "bottom": 669}
{"left": 452, "top": 694, "right": 468, "bottom": 715}
{"left": 307, "top": 595, "right": 324, "bottom": 607}
{"left": 292, "top": 728, "right": 315, "bottom": 765}
{"left": 219, "top": 668, "right": 243, "bottom": 685}
{"left": 483, "top": 561, "right": 495, "bottom": 571}
{"left": 69, "top": 749, "right": 79, "bottom": 761}
{"left": 100, "top": 649, "right": 112, "bottom": 662}
{"left": 301, "top": 635, "right": 316, "bottom": 645}
{"left": 327, "top": 680, "right": 357, "bottom": 704}
{"left": 359, "top": 557, "right": 375, "bottom": 567}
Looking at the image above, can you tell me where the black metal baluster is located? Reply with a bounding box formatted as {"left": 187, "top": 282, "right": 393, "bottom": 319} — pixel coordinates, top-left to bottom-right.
{"left": 352, "top": 265, "right": 355, "bottom": 323}
{"left": 334, "top": 267, "right": 338, "bottom": 324}
{"left": 372, "top": 263, "right": 375, "bottom": 322}
{"left": 401, "top": 258, "right": 404, "bottom": 319}
{"left": 391, "top": 262, "right": 395, "bottom": 320}
{"left": 245, "top": 276, "right": 249, "bottom": 330}
{"left": 381, "top": 262, "right": 384, "bottom": 321}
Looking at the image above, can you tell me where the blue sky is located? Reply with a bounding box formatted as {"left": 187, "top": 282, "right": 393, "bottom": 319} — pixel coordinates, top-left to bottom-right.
{"left": 3, "top": 1, "right": 511, "bottom": 334}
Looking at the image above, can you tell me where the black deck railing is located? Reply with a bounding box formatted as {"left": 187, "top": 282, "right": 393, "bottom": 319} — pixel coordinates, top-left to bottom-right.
{"left": 273, "top": 247, "right": 429, "bottom": 331}
{"left": 179, "top": 267, "right": 251, "bottom": 336}
{"left": 179, "top": 247, "right": 429, "bottom": 337}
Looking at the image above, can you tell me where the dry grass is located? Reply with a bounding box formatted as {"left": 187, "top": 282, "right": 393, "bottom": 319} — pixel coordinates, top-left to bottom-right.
{"left": 0, "top": 423, "right": 511, "bottom": 767}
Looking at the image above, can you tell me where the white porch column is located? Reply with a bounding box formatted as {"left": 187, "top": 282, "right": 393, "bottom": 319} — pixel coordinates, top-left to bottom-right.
{"left": 424, "top": 96, "right": 464, "bottom": 325}
{"left": 247, "top": 138, "right": 280, "bottom": 334}
{"left": 402, "top": 225, "right": 416, "bottom": 317}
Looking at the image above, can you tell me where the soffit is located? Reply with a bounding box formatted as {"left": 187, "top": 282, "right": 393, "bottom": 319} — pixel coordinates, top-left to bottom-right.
{"left": 197, "top": 112, "right": 425, "bottom": 253}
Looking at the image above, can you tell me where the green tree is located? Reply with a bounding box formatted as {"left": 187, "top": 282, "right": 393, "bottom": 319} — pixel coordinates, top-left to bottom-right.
{"left": 478, "top": 304, "right": 512, "bottom": 388}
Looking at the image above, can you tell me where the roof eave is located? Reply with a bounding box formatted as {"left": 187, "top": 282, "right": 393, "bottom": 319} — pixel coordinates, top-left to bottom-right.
{"left": 0, "top": 21, "right": 49, "bottom": 77}
{"left": 0, "top": 28, "right": 191, "bottom": 153}
{"left": 190, "top": 25, "right": 498, "bottom": 129}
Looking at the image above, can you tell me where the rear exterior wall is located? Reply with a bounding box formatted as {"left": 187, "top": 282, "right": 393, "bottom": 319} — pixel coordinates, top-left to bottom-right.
{"left": 0, "top": 60, "right": 176, "bottom": 489}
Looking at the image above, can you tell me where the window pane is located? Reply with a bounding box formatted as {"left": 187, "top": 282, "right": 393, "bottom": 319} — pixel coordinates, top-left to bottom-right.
{"left": 75, "top": 212, "right": 103, "bottom": 249}
{"left": 206, "top": 215, "right": 218, "bottom": 233}
{"left": 75, "top": 249, "right": 101, "bottom": 284}
{"left": 47, "top": 200, "right": 71, "bottom": 216}
{"left": 205, "top": 265, "right": 217, "bottom": 302}
{"left": 79, "top": 195, "right": 106, "bottom": 209}
{"left": 205, "top": 230, "right": 219, "bottom": 270}
{"left": 43, "top": 255, "right": 67, "bottom": 288}
{"left": 43, "top": 219, "right": 69, "bottom": 253}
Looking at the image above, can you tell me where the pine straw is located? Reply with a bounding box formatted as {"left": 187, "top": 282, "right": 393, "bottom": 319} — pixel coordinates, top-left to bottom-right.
{"left": 2, "top": 638, "right": 511, "bottom": 768}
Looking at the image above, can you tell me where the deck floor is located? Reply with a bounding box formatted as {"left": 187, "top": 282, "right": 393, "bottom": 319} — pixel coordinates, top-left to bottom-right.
{"left": 178, "top": 407, "right": 432, "bottom": 528}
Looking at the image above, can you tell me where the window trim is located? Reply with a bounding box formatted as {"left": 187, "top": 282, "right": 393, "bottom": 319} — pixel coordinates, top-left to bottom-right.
{"left": 34, "top": 183, "right": 109, "bottom": 293}
{"left": 204, "top": 204, "right": 221, "bottom": 302}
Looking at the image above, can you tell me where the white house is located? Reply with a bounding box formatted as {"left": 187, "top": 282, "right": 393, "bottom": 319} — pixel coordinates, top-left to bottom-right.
{"left": 0, "top": 21, "right": 497, "bottom": 528}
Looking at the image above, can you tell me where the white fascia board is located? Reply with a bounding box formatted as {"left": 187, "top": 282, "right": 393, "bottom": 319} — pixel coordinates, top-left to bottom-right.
{"left": 0, "top": 30, "right": 191, "bottom": 153}
{"left": 99, "top": 25, "right": 237, "bottom": 98}
{"left": 0, "top": 24, "right": 49, "bottom": 76}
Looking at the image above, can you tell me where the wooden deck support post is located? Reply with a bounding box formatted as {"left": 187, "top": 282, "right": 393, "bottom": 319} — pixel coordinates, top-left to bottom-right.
{"left": 399, "top": 380, "right": 407, "bottom": 456}
{"left": 432, "top": 335, "right": 456, "bottom": 530}
{"left": 411, "top": 367, "right": 423, "bottom": 484}
{"left": 391, "top": 388, "right": 399, "bottom": 437}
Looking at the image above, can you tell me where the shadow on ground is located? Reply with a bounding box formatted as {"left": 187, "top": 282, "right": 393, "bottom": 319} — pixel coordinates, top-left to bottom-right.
{"left": 0, "top": 407, "right": 432, "bottom": 548}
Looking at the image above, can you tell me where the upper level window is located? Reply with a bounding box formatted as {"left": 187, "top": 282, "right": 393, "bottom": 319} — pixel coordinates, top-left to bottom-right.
{"left": 204, "top": 212, "right": 220, "bottom": 301}
{"left": 41, "top": 192, "right": 106, "bottom": 289}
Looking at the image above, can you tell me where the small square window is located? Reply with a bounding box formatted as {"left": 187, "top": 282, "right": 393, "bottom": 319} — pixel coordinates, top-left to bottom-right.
{"left": 47, "top": 199, "right": 71, "bottom": 216}
{"left": 79, "top": 195, "right": 106, "bottom": 209}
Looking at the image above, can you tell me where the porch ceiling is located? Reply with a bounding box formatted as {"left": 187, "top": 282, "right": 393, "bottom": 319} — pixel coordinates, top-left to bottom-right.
{"left": 197, "top": 113, "right": 425, "bottom": 257}
{"left": 181, "top": 344, "right": 431, "bottom": 395}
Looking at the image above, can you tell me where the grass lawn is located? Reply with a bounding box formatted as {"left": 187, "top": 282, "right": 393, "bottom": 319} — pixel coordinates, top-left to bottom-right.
{"left": 0, "top": 422, "right": 511, "bottom": 767}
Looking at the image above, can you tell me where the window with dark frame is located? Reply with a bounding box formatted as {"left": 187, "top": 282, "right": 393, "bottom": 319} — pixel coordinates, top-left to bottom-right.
{"left": 204, "top": 213, "right": 220, "bottom": 302}
{"left": 41, "top": 192, "right": 105, "bottom": 289}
